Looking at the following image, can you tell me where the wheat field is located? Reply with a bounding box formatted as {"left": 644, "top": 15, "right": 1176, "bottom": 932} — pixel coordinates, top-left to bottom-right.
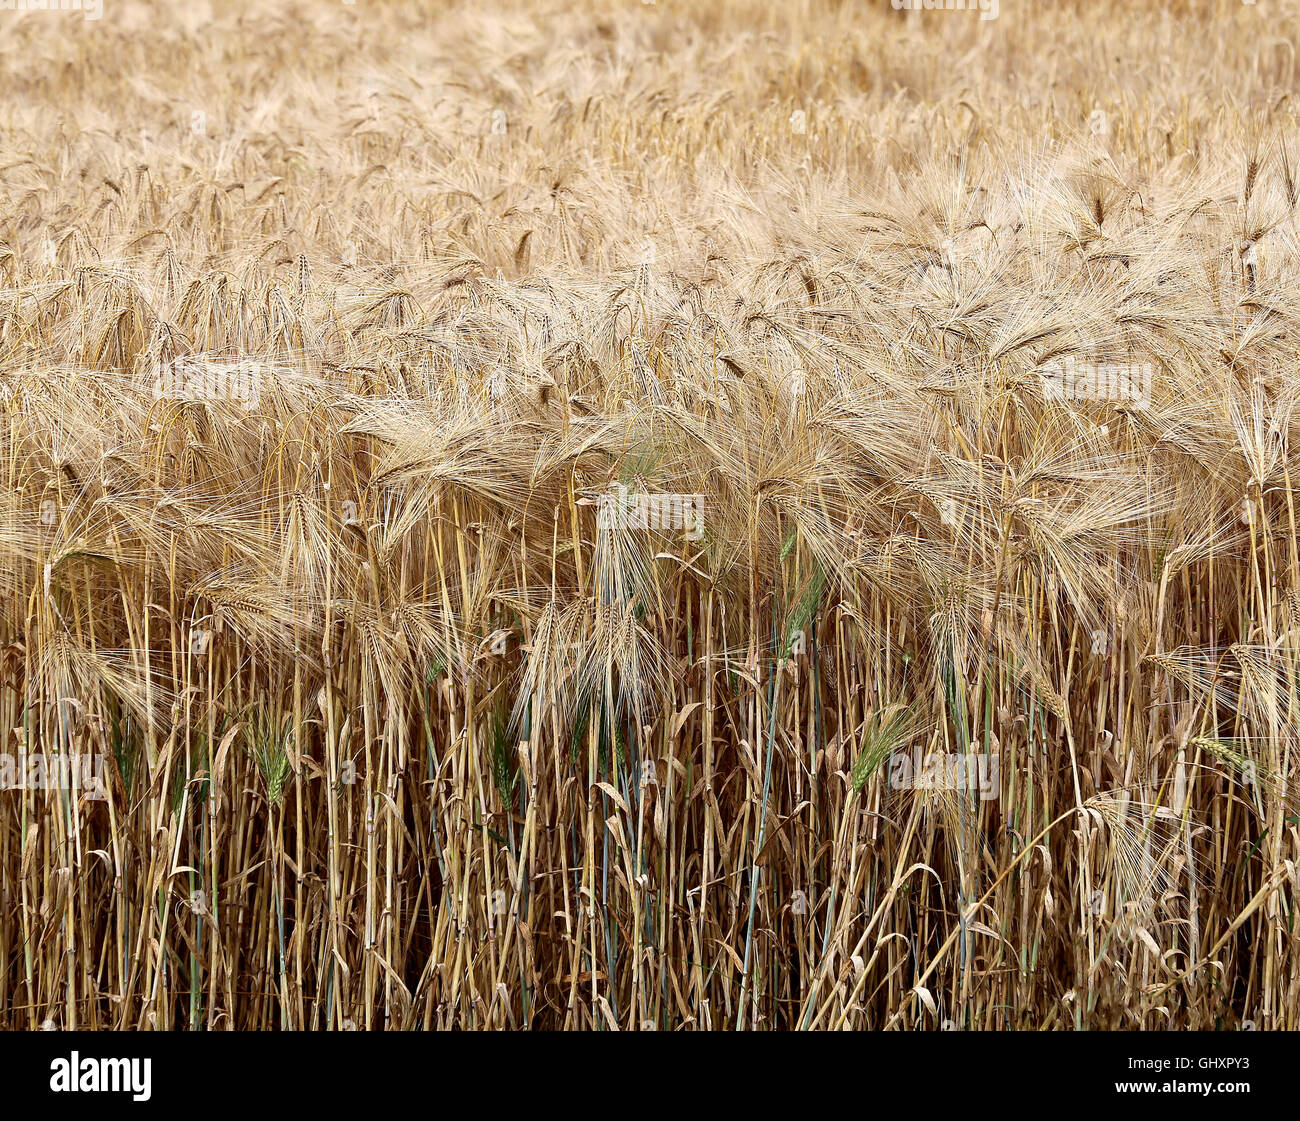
{"left": 1, "top": 0, "right": 1299, "bottom": 1031}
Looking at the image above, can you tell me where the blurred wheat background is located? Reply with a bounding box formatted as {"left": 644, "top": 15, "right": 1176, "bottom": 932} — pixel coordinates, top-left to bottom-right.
{"left": 2, "top": 0, "right": 1300, "bottom": 1030}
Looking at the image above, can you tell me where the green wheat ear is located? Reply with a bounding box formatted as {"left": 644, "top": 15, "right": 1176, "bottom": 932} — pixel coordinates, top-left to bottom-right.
{"left": 783, "top": 563, "right": 824, "bottom": 657}
{"left": 779, "top": 527, "right": 798, "bottom": 563}
{"left": 245, "top": 710, "right": 292, "bottom": 807}
{"left": 569, "top": 704, "right": 590, "bottom": 768}
{"left": 491, "top": 708, "right": 517, "bottom": 805}
{"left": 427, "top": 653, "right": 448, "bottom": 683}
{"left": 852, "top": 705, "right": 915, "bottom": 795}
